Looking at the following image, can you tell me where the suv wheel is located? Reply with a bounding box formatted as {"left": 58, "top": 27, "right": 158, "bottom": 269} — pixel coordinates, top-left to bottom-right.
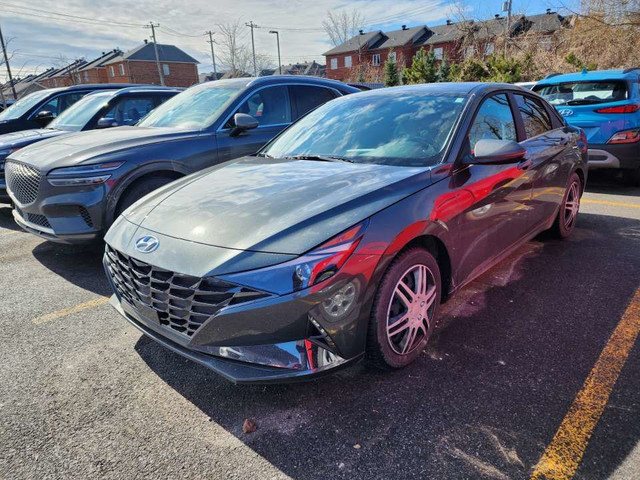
{"left": 366, "top": 247, "right": 441, "bottom": 370}
{"left": 116, "top": 176, "right": 176, "bottom": 217}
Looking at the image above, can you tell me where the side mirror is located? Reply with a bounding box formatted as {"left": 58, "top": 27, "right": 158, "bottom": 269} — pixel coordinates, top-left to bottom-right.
{"left": 470, "top": 139, "right": 526, "bottom": 164}
{"left": 35, "top": 110, "right": 54, "bottom": 126}
{"left": 96, "top": 118, "right": 119, "bottom": 129}
{"left": 230, "top": 113, "right": 259, "bottom": 137}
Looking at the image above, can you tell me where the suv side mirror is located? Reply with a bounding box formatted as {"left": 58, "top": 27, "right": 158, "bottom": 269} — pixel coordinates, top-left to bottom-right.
{"left": 230, "top": 113, "right": 259, "bottom": 137}
{"left": 96, "top": 117, "right": 119, "bottom": 129}
{"left": 469, "top": 139, "right": 526, "bottom": 164}
{"left": 35, "top": 110, "right": 54, "bottom": 126}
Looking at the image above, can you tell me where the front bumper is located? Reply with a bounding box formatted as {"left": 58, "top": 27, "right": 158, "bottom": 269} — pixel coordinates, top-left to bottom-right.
{"left": 103, "top": 242, "right": 379, "bottom": 384}
{"left": 7, "top": 166, "right": 107, "bottom": 244}
{"left": 588, "top": 142, "right": 640, "bottom": 170}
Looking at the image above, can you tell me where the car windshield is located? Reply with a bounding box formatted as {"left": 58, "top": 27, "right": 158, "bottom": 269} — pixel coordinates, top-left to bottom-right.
{"left": 262, "top": 90, "right": 467, "bottom": 167}
{"left": 0, "top": 90, "right": 52, "bottom": 121}
{"left": 533, "top": 80, "right": 628, "bottom": 106}
{"left": 47, "top": 91, "right": 112, "bottom": 131}
{"left": 138, "top": 83, "right": 244, "bottom": 129}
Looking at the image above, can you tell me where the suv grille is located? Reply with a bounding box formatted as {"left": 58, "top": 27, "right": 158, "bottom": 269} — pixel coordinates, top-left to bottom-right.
{"left": 104, "top": 245, "right": 270, "bottom": 337}
{"left": 15, "top": 206, "right": 51, "bottom": 229}
{"left": 5, "top": 161, "right": 41, "bottom": 205}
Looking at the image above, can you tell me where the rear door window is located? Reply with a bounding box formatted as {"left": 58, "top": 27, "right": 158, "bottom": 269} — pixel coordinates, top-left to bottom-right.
{"left": 289, "top": 85, "right": 337, "bottom": 120}
{"left": 514, "top": 94, "right": 553, "bottom": 138}
{"left": 104, "top": 96, "right": 156, "bottom": 125}
{"left": 533, "top": 81, "right": 628, "bottom": 107}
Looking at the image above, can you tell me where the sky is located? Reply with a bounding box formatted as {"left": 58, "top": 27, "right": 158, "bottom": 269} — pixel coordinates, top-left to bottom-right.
{"left": 0, "top": 0, "right": 579, "bottom": 81}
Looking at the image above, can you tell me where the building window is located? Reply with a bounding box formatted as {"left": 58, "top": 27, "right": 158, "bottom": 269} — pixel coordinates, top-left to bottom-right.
{"left": 540, "top": 37, "right": 552, "bottom": 51}
{"left": 109, "top": 66, "right": 115, "bottom": 77}
{"left": 464, "top": 45, "right": 475, "bottom": 59}
{"left": 388, "top": 51, "right": 397, "bottom": 63}
{"left": 485, "top": 42, "right": 495, "bottom": 55}
{"left": 330, "top": 58, "right": 338, "bottom": 70}
{"left": 433, "top": 47, "right": 443, "bottom": 60}
{"left": 53, "top": 79, "right": 57, "bottom": 87}
{"left": 119, "top": 64, "right": 125, "bottom": 76}
{"left": 84, "top": 71, "right": 89, "bottom": 83}
{"left": 372, "top": 54, "right": 381, "bottom": 66}
{"left": 163, "top": 64, "right": 170, "bottom": 76}
{"left": 344, "top": 56, "right": 352, "bottom": 68}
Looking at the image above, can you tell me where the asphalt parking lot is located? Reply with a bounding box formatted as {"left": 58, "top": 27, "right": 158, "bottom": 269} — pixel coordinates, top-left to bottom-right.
{"left": 1, "top": 171, "right": 639, "bottom": 480}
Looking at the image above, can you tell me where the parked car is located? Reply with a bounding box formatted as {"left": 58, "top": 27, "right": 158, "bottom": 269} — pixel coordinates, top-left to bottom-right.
{"left": 0, "top": 84, "right": 138, "bottom": 136}
{"left": 103, "top": 82, "right": 587, "bottom": 384}
{"left": 533, "top": 68, "right": 640, "bottom": 185}
{"left": 0, "top": 86, "right": 181, "bottom": 203}
{"left": 5, "top": 77, "right": 357, "bottom": 244}
{"left": 0, "top": 99, "right": 15, "bottom": 112}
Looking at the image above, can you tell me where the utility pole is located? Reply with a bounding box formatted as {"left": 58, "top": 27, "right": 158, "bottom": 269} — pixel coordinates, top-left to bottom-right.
{"left": 0, "top": 23, "right": 16, "bottom": 100}
{"left": 146, "top": 22, "right": 165, "bottom": 86}
{"left": 269, "top": 30, "right": 281, "bottom": 74}
{"left": 206, "top": 31, "right": 217, "bottom": 80}
{"left": 502, "top": 0, "right": 512, "bottom": 56}
{"left": 245, "top": 20, "right": 259, "bottom": 76}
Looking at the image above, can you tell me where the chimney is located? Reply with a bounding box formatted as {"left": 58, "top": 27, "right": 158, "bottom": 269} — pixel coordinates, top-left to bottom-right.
{"left": 402, "top": 25, "right": 407, "bottom": 30}
{"left": 546, "top": 8, "right": 552, "bottom": 14}
{"left": 494, "top": 14, "right": 500, "bottom": 19}
{"left": 359, "top": 29, "right": 364, "bottom": 35}
{"left": 446, "top": 19, "right": 452, "bottom": 25}
{"left": 144, "top": 39, "right": 148, "bottom": 44}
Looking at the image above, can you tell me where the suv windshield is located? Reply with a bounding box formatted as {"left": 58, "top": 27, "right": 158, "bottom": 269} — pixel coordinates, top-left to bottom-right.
{"left": 47, "top": 91, "right": 112, "bottom": 131}
{"left": 0, "top": 90, "right": 52, "bottom": 121}
{"left": 263, "top": 91, "right": 467, "bottom": 167}
{"left": 533, "top": 80, "right": 628, "bottom": 106}
{"left": 138, "top": 83, "right": 244, "bottom": 130}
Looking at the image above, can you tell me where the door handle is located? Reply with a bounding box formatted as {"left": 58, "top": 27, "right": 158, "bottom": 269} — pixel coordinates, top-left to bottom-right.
{"left": 517, "top": 159, "right": 532, "bottom": 170}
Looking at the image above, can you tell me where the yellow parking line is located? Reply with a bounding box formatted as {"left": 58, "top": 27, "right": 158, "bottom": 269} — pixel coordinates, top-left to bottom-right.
{"left": 582, "top": 199, "right": 640, "bottom": 209}
{"left": 531, "top": 288, "right": 640, "bottom": 480}
{"left": 32, "top": 296, "right": 110, "bottom": 325}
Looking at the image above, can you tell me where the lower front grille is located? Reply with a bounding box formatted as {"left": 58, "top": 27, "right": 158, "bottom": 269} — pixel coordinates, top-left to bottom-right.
{"left": 104, "top": 245, "right": 271, "bottom": 337}
{"left": 5, "top": 161, "right": 41, "bottom": 204}
{"left": 15, "top": 206, "right": 51, "bottom": 229}
{"left": 78, "top": 206, "right": 93, "bottom": 228}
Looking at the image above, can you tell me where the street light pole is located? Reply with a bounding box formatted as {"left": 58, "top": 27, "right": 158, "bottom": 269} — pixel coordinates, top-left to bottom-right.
{"left": 269, "top": 30, "right": 281, "bottom": 74}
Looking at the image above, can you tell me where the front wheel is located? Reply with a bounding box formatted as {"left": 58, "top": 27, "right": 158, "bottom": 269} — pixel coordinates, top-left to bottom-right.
{"left": 366, "top": 247, "right": 441, "bottom": 370}
{"left": 549, "top": 172, "right": 582, "bottom": 239}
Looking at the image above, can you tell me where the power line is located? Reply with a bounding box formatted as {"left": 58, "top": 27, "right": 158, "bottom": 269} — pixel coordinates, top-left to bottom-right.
{"left": 160, "top": 26, "right": 207, "bottom": 38}
{"left": 0, "top": 2, "right": 146, "bottom": 27}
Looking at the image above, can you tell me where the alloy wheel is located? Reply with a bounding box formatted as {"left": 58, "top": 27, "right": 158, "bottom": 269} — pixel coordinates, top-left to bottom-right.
{"left": 564, "top": 181, "right": 580, "bottom": 229}
{"left": 385, "top": 264, "right": 437, "bottom": 355}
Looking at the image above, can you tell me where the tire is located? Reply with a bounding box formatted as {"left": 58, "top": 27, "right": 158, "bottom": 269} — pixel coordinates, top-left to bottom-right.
{"left": 366, "top": 247, "right": 441, "bottom": 370}
{"left": 623, "top": 168, "right": 640, "bottom": 187}
{"left": 116, "top": 176, "right": 175, "bottom": 217}
{"left": 549, "top": 172, "right": 582, "bottom": 239}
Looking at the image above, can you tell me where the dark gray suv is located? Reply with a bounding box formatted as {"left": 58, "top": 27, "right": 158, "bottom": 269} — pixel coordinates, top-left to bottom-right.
{"left": 5, "top": 76, "right": 358, "bottom": 243}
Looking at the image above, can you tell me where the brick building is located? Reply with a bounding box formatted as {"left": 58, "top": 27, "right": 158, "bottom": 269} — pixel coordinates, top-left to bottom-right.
{"left": 76, "top": 50, "right": 123, "bottom": 84}
{"left": 103, "top": 41, "right": 199, "bottom": 87}
{"left": 324, "top": 10, "right": 571, "bottom": 81}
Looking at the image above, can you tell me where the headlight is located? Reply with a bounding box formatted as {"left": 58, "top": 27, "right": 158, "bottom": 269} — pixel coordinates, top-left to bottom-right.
{"left": 221, "top": 220, "right": 369, "bottom": 295}
{"left": 47, "top": 161, "right": 124, "bottom": 186}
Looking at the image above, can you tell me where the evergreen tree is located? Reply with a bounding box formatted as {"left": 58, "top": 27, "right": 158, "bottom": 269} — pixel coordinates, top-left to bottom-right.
{"left": 383, "top": 51, "right": 399, "bottom": 87}
{"left": 404, "top": 48, "right": 438, "bottom": 84}
{"left": 436, "top": 55, "right": 451, "bottom": 82}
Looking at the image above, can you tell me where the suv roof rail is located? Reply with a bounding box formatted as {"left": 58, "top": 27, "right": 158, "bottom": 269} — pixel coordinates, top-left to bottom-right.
{"left": 544, "top": 72, "right": 561, "bottom": 79}
{"left": 622, "top": 67, "right": 640, "bottom": 74}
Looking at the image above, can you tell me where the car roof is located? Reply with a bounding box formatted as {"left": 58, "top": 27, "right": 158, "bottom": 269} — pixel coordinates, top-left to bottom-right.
{"left": 342, "top": 82, "right": 519, "bottom": 98}
{"left": 536, "top": 69, "right": 640, "bottom": 85}
{"left": 90, "top": 86, "right": 184, "bottom": 97}
{"left": 197, "top": 76, "right": 359, "bottom": 93}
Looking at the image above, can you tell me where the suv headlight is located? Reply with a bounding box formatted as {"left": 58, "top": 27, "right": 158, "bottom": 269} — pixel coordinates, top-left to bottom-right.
{"left": 47, "top": 161, "right": 124, "bottom": 186}
{"left": 221, "top": 220, "right": 369, "bottom": 295}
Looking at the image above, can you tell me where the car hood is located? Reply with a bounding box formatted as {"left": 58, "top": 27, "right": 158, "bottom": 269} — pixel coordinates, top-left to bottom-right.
{"left": 6, "top": 126, "right": 199, "bottom": 172}
{"left": 0, "top": 128, "right": 68, "bottom": 151}
{"left": 122, "top": 156, "right": 432, "bottom": 255}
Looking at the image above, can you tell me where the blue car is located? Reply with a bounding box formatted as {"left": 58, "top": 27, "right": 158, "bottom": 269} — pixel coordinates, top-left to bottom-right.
{"left": 533, "top": 68, "right": 640, "bottom": 185}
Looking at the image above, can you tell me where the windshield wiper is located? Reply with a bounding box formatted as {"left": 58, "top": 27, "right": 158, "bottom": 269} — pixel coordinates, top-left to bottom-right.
{"left": 285, "top": 154, "right": 353, "bottom": 163}
{"left": 254, "top": 152, "right": 274, "bottom": 158}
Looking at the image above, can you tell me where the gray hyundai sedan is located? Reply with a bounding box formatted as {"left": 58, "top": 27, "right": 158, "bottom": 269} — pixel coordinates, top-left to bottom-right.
{"left": 104, "top": 83, "right": 588, "bottom": 384}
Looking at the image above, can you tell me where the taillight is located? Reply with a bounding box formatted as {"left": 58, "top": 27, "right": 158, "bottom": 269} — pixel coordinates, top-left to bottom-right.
{"left": 607, "top": 129, "right": 640, "bottom": 144}
{"left": 595, "top": 104, "right": 640, "bottom": 114}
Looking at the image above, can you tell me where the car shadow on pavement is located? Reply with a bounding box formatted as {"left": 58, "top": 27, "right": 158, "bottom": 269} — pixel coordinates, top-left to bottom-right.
{"left": 31, "top": 241, "right": 112, "bottom": 297}
{"left": 0, "top": 205, "right": 21, "bottom": 232}
{"left": 585, "top": 170, "right": 640, "bottom": 197}
{"left": 134, "top": 212, "right": 640, "bottom": 480}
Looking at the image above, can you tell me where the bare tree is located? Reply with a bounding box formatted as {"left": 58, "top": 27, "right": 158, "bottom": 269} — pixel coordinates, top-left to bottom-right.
{"left": 322, "top": 9, "right": 366, "bottom": 46}
{"left": 216, "top": 20, "right": 251, "bottom": 74}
